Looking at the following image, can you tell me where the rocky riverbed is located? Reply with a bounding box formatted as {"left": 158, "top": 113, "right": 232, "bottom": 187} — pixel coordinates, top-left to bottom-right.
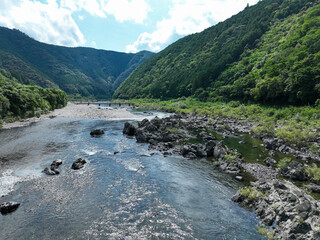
{"left": 123, "top": 113, "right": 320, "bottom": 239}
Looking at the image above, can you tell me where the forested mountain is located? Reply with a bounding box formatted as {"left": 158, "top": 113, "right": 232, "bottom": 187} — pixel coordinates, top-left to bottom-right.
{"left": 114, "top": 0, "right": 320, "bottom": 105}
{"left": 0, "top": 27, "right": 153, "bottom": 99}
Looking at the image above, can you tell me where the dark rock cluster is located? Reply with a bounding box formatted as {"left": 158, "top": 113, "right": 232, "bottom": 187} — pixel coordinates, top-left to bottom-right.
{"left": 42, "top": 159, "right": 63, "bottom": 175}
{"left": 90, "top": 129, "right": 104, "bottom": 137}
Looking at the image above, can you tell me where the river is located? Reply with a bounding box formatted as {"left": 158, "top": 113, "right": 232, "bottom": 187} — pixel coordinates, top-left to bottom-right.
{"left": 0, "top": 110, "right": 265, "bottom": 239}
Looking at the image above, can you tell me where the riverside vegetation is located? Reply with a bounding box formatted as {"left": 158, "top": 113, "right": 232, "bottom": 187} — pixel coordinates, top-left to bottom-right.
{"left": 0, "top": 69, "right": 67, "bottom": 126}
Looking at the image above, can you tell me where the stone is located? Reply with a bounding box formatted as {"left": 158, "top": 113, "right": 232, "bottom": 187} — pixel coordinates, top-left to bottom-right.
{"left": 305, "top": 183, "right": 320, "bottom": 193}
{"left": 43, "top": 167, "right": 59, "bottom": 175}
{"left": 43, "top": 159, "right": 62, "bottom": 175}
{"left": 231, "top": 191, "right": 244, "bottom": 203}
{"left": 289, "top": 222, "right": 312, "bottom": 235}
{"left": 263, "top": 138, "right": 277, "bottom": 150}
{"left": 138, "top": 119, "right": 149, "bottom": 128}
{"left": 205, "top": 140, "right": 216, "bottom": 157}
{"left": 264, "top": 157, "right": 277, "bottom": 167}
{"left": 135, "top": 129, "right": 150, "bottom": 143}
{"left": 185, "top": 152, "right": 197, "bottom": 159}
{"left": 90, "top": 129, "right": 104, "bottom": 137}
{"left": 281, "top": 161, "right": 308, "bottom": 181}
{"left": 123, "top": 122, "right": 136, "bottom": 136}
{"left": 235, "top": 176, "right": 243, "bottom": 181}
{"left": 213, "top": 142, "right": 225, "bottom": 159}
{"left": 71, "top": 158, "right": 87, "bottom": 170}
{"left": 51, "top": 159, "right": 62, "bottom": 168}
{"left": 0, "top": 202, "right": 20, "bottom": 215}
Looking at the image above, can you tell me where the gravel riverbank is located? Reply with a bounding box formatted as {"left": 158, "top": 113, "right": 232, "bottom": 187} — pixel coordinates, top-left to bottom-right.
{"left": 1, "top": 103, "right": 137, "bottom": 129}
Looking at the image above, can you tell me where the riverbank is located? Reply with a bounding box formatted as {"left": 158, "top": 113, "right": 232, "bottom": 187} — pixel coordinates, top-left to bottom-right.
{"left": 122, "top": 113, "right": 320, "bottom": 239}
{"left": 1, "top": 102, "right": 137, "bottom": 129}
{"left": 115, "top": 98, "right": 320, "bottom": 161}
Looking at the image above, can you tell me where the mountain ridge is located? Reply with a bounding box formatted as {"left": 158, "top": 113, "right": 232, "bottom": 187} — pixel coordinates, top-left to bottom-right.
{"left": 0, "top": 27, "right": 154, "bottom": 99}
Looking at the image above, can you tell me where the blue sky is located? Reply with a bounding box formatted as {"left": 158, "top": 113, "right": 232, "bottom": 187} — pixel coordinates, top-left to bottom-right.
{"left": 0, "top": 0, "right": 259, "bottom": 53}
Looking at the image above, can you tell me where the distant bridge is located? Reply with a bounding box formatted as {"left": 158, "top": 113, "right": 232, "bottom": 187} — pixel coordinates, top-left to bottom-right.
{"left": 71, "top": 101, "right": 136, "bottom": 107}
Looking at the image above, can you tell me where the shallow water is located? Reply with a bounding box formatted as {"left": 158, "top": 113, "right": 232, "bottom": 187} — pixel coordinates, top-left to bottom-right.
{"left": 0, "top": 113, "right": 265, "bottom": 239}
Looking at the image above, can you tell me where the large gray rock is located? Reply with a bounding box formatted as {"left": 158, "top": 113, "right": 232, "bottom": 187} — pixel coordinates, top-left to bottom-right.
{"left": 281, "top": 161, "right": 308, "bottom": 181}
{"left": 135, "top": 129, "right": 150, "bottom": 143}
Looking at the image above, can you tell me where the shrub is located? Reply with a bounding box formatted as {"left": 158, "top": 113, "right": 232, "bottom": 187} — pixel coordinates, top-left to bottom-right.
{"left": 256, "top": 224, "right": 277, "bottom": 240}
{"left": 305, "top": 166, "right": 320, "bottom": 182}
{"left": 240, "top": 186, "right": 267, "bottom": 201}
{"left": 251, "top": 121, "right": 275, "bottom": 137}
{"left": 277, "top": 157, "right": 292, "bottom": 169}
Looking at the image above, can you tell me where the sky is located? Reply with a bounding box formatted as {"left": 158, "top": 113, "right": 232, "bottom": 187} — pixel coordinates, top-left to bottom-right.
{"left": 0, "top": 0, "right": 259, "bottom": 53}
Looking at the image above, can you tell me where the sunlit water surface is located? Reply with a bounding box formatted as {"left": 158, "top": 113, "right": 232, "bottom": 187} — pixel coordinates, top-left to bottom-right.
{"left": 0, "top": 111, "right": 265, "bottom": 239}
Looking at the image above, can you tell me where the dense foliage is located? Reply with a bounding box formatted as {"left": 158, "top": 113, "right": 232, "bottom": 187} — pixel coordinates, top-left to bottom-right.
{"left": 0, "top": 27, "right": 153, "bottom": 99}
{"left": 114, "top": 0, "right": 320, "bottom": 106}
{"left": 0, "top": 69, "right": 67, "bottom": 122}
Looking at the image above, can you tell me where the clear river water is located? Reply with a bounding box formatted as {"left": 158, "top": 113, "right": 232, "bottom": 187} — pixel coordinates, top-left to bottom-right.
{"left": 0, "top": 110, "right": 265, "bottom": 239}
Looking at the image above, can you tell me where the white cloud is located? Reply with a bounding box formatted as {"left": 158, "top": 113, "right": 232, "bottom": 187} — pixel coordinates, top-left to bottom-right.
{"left": 0, "top": 0, "right": 85, "bottom": 47}
{"left": 126, "top": 0, "right": 259, "bottom": 53}
{"left": 103, "top": 0, "right": 151, "bottom": 24}
{"left": 60, "top": 0, "right": 151, "bottom": 24}
{"left": 60, "top": 0, "right": 106, "bottom": 18}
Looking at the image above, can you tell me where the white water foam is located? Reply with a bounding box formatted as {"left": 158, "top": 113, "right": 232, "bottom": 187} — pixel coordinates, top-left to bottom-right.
{"left": 0, "top": 168, "right": 41, "bottom": 198}
{"left": 0, "top": 170, "right": 21, "bottom": 197}
{"left": 81, "top": 149, "right": 98, "bottom": 156}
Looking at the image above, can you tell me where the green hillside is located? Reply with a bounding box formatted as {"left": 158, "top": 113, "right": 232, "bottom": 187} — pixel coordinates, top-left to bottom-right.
{"left": 114, "top": 0, "right": 320, "bottom": 106}
{"left": 0, "top": 27, "right": 153, "bottom": 99}
{"left": 0, "top": 69, "right": 67, "bottom": 122}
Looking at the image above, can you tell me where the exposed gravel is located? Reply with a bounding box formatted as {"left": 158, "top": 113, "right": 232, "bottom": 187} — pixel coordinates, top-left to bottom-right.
{"left": 1, "top": 103, "right": 137, "bottom": 129}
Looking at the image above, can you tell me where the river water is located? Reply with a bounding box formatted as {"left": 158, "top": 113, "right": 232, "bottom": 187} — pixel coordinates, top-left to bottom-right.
{"left": 0, "top": 111, "right": 265, "bottom": 239}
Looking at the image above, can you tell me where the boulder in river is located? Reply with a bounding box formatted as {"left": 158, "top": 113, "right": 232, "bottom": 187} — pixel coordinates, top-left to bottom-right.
{"left": 0, "top": 202, "right": 20, "bottom": 215}
{"left": 123, "top": 122, "right": 136, "bottom": 136}
{"left": 43, "top": 167, "right": 59, "bottom": 175}
{"left": 71, "top": 158, "right": 87, "bottom": 170}
{"left": 90, "top": 129, "right": 104, "bottom": 137}
{"left": 43, "top": 159, "right": 63, "bottom": 175}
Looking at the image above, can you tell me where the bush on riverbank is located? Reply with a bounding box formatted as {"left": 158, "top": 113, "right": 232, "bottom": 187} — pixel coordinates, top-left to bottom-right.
{"left": 0, "top": 69, "right": 67, "bottom": 123}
